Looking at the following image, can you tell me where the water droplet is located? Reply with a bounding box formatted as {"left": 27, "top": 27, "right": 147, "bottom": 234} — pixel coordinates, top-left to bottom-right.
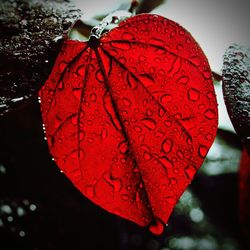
{"left": 177, "top": 150, "right": 184, "bottom": 159}
{"left": 58, "top": 81, "right": 64, "bottom": 90}
{"left": 177, "top": 44, "right": 184, "bottom": 50}
{"left": 162, "top": 138, "right": 173, "bottom": 153}
{"left": 143, "top": 99, "right": 148, "bottom": 106}
{"left": 161, "top": 94, "right": 172, "bottom": 103}
{"left": 87, "top": 137, "right": 94, "bottom": 143}
{"left": 170, "top": 178, "right": 177, "bottom": 186}
{"left": 146, "top": 108, "right": 153, "bottom": 116}
{"left": 134, "top": 126, "right": 142, "bottom": 132}
{"left": 198, "top": 104, "right": 205, "bottom": 110}
{"left": 158, "top": 157, "right": 173, "bottom": 168}
{"left": 142, "top": 118, "right": 156, "bottom": 130}
{"left": 149, "top": 219, "right": 164, "bottom": 235}
{"left": 101, "top": 128, "right": 108, "bottom": 139}
{"left": 122, "top": 31, "right": 135, "bottom": 40}
{"left": 158, "top": 108, "right": 165, "bottom": 117}
{"left": 139, "top": 73, "right": 155, "bottom": 87}
{"left": 85, "top": 185, "right": 95, "bottom": 198}
{"left": 178, "top": 76, "right": 189, "bottom": 85}
{"left": 71, "top": 115, "right": 77, "bottom": 125}
{"left": 189, "top": 56, "right": 201, "bottom": 67}
{"left": 111, "top": 41, "right": 131, "bottom": 51}
{"left": 113, "top": 179, "right": 123, "bottom": 192}
{"left": 188, "top": 88, "right": 200, "bottom": 101}
{"left": 206, "top": 91, "right": 214, "bottom": 99}
{"left": 96, "top": 70, "right": 105, "bottom": 82}
{"left": 119, "top": 141, "right": 128, "bottom": 154}
{"left": 164, "top": 120, "right": 172, "bottom": 127}
{"left": 143, "top": 151, "right": 152, "bottom": 160}
{"left": 79, "top": 131, "right": 85, "bottom": 141}
{"left": 122, "top": 194, "right": 130, "bottom": 201}
{"left": 199, "top": 145, "right": 208, "bottom": 158}
{"left": 72, "top": 88, "right": 82, "bottom": 101}
{"left": 122, "top": 98, "right": 132, "bottom": 107}
{"left": 203, "top": 70, "right": 211, "bottom": 79}
{"left": 185, "top": 164, "right": 196, "bottom": 179}
{"left": 204, "top": 109, "right": 216, "bottom": 119}
{"left": 59, "top": 61, "right": 67, "bottom": 72}
{"left": 90, "top": 93, "right": 97, "bottom": 102}
{"left": 165, "top": 196, "right": 176, "bottom": 204}
{"left": 77, "top": 65, "right": 85, "bottom": 76}
{"left": 205, "top": 133, "right": 213, "bottom": 141}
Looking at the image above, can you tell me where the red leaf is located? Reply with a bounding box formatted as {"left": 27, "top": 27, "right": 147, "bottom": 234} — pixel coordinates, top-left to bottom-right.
{"left": 39, "top": 14, "right": 218, "bottom": 234}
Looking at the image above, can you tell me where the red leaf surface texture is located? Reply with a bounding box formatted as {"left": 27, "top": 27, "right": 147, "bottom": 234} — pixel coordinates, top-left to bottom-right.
{"left": 39, "top": 14, "right": 218, "bottom": 234}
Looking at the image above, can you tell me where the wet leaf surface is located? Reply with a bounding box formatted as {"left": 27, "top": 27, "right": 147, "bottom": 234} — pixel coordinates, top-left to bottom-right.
{"left": 0, "top": 0, "right": 82, "bottom": 117}
{"left": 222, "top": 44, "right": 250, "bottom": 153}
{"left": 39, "top": 14, "right": 218, "bottom": 234}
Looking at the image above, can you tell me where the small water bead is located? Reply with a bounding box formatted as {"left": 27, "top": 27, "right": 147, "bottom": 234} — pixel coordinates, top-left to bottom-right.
{"left": 177, "top": 150, "right": 184, "bottom": 159}
{"left": 101, "top": 128, "right": 108, "bottom": 139}
{"left": 138, "top": 55, "right": 147, "bottom": 62}
{"left": 95, "top": 70, "right": 105, "bottom": 82}
{"left": 158, "top": 108, "right": 165, "bottom": 117}
{"left": 162, "top": 138, "right": 173, "bottom": 154}
{"left": 203, "top": 70, "right": 211, "bottom": 79}
{"left": 158, "top": 157, "right": 173, "bottom": 169}
{"left": 79, "top": 131, "right": 85, "bottom": 141}
{"left": 165, "top": 196, "right": 176, "bottom": 205}
{"left": 176, "top": 44, "right": 184, "bottom": 51}
{"left": 141, "top": 118, "right": 156, "bottom": 130}
{"left": 161, "top": 94, "right": 172, "bottom": 103}
{"left": 122, "top": 31, "right": 135, "bottom": 40}
{"left": 149, "top": 219, "right": 165, "bottom": 235}
{"left": 58, "top": 81, "right": 64, "bottom": 90}
{"left": 206, "top": 91, "right": 214, "bottom": 99}
{"left": 59, "top": 61, "right": 67, "bottom": 72}
{"left": 178, "top": 76, "right": 189, "bottom": 85}
{"left": 146, "top": 108, "right": 153, "bottom": 116}
{"left": 164, "top": 120, "right": 172, "bottom": 127}
{"left": 205, "top": 133, "right": 213, "bottom": 141}
{"left": 90, "top": 93, "right": 97, "bottom": 102}
{"left": 188, "top": 88, "right": 200, "bottom": 101}
{"left": 71, "top": 115, "right": 77, "bottom": 125}
{"left": 143, "top": 151, "right": 152, "bottom": 161}
{"left": 185, "top": 164, "right": 197, "bottom": 179}
{"left": 77, "top": 65, "right": 85, "bottom": 76}
{"left": 189, "top": 56, "right": 201, "bottom": 67}
{"left": 204, "top": 109, "right": 216, "bottom": 119}
{"left": 122, "top": 194, "right": 130, "bottom": 201}
{"left": 118, "top": 142, "right": 129, "bottom": 154}
{"left": 85, "top": 185, "right": 95, "bottom": 198}
{"left": 72, "top": 88, "right": 82, "bottom": 101}
{"left": 87, "top": 137, "right": 94, "bottom": 143}
{"left": 170, "top": 178, "right": 177, "bottom": 186}
{"left": 110, "top": 41, "right": 131, "bottom": 51}
{"left": 199, "top": 145, "right": 208, "bottom": 158}
{"left": 134, "top": 126, "right": 142, "bottom": 132}
{"left": 122, "top": 98, "right": 132, "bottom": 107}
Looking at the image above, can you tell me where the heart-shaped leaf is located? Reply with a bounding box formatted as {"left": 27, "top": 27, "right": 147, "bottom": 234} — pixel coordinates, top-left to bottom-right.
{"left": 39, "top": 14, "right": 218, "bottom": 234}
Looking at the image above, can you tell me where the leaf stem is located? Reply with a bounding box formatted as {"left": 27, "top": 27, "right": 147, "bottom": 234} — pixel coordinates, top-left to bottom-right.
{"left": 89, "top": 0, "right": 139, "bottom": 40}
